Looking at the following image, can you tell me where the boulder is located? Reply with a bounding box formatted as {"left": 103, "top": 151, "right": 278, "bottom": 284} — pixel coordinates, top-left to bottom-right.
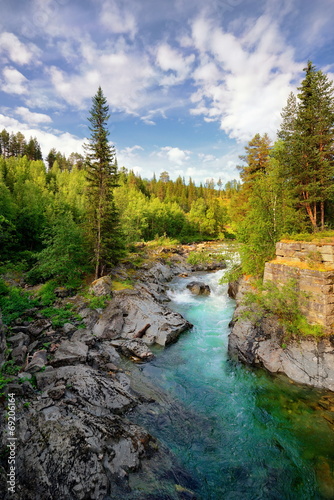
{"left": 25, "top": 350, "right": 48, "bottom": 373}
{"left": 111, "top": 339, "right": 154, "bottom": 361}
{"left": 28, "top": 319, "right": 52, "bottom": 337}
{"left": 92, "top": 303, "right": 124, "bottom": 339}
{"left": 111, "top": 288, "right": 192, "bottom": 346}
{"left": 186, "top": 281, "right": 211, "bottom": 296}
{"left": 51, "top": 340, "right": 88, "bottom": 367}
{"left": 89, "top": 275, "right": 113, "bottom": 296}
{"left": 7, "top": 332, "right": 30, "bottom": 348}
{"left": 228, "top": 282, "right": 334, "bottom": 391}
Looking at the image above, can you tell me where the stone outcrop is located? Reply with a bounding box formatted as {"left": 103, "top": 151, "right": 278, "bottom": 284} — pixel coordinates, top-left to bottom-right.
{"left": 229, "top": 301, "right": 334, "bottom": 391}
{"left": 0, "top": 247, "right": 203, "bottom": 499}
{"left": 89, "top": 275, "right": 113, "bottom": 296}
{"left": 84, "top": 284, "right": 192, "bottom": 347}
{"left": 229, "top": 240, "right": 334, "bottom": 391}
{"left": 264, "top": 241, "right": 334, "bottom": 331}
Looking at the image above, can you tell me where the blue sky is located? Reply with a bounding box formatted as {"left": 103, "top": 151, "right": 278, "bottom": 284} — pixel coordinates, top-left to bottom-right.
{"left": 0, "top": 0, "right": 334, "bottom": 185}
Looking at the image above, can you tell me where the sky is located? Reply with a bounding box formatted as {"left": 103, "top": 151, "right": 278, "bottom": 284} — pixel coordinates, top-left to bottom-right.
{"left": 0, "top": 0, "right": 334, "bottom": 185}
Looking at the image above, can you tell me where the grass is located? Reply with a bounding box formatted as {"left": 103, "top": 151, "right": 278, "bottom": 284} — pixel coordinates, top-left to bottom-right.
{"left": 281, "top": 230, "right": 334, "bottom": 243}
{"left": 111, "top": 279, "right": 134, "bottom": 291}
{"left": 40, "top": 304, "right": 83, "bottom": 328}
{"left": 271, "top": 258, "right": 334, "bottom": 272}
{"left": 0, "top": 278, "right": 39, "bottom": 325}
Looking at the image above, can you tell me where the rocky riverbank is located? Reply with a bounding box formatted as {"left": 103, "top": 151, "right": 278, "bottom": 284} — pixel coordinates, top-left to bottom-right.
{"left": 0, "top": 242, "right": 226, "bottom": 499}
{"left": 228, "top": 277, "right": 334, "bottom": 392}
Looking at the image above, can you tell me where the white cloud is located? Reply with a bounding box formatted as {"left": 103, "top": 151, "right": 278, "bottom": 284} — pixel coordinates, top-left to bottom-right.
{"left": 159, "top": 146, "right": 191, "bottom": 165}
{"left": 198, "top": 153, "right": 217, "bottom": 162}
{"left": 0, "top": 32, "right": 38, "bottom": 65}
{"left": 1, "top": 67, "right": 28, "bottom": 95}
{"left": 14, "top": 107, "right": 52, "bottom": 125}
{"left": 188, "top": 14, "right": 302, "bottom": 141}
{"left": 99, "top": 0, "right": 137, "bottom": 38}
{"left": 156, "top": 43, "right": 195, "bottom": 85}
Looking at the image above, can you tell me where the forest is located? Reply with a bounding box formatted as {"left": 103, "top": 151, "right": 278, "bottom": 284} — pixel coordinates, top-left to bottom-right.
{"left": 0, "top": 62, "right": 334, "bottom": 286}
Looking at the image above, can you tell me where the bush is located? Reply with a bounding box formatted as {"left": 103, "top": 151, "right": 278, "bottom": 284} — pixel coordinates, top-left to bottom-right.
{"left": 40, "top": 305, "right": 83, "bottom": 328}
{"left": 0, "top": 281, "right": 38, "bottom": 325}
{"left": 187, "top": 250, "right": 226, "bottom": 266}
{"left": 243, "top": 279, "right": 325, "bottom": 339}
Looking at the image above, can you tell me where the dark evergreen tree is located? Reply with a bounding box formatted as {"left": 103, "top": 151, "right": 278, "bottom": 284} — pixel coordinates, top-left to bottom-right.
{"left": 278, "top": 62, "right": 334, "bottom": 230}
{"left": 84, "top": 86, "right": 124, "bottom": 278}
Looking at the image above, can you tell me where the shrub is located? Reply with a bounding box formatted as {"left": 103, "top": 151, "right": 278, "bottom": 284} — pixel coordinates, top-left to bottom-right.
{"left": 0, "top": 281, "right": 38, "bottom": 325}
{"left": 243, "top": 279, "right": 325, "bottom": 340}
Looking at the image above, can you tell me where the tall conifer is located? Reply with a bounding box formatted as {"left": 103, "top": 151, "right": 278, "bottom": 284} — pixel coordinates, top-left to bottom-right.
{"left": 84, "top": 87, "right": 123, "bottom": 278}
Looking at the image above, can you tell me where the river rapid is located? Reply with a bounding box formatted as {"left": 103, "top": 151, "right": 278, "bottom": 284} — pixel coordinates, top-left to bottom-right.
{"left": 129, "top": 268, "right": 334, "bottom": 499}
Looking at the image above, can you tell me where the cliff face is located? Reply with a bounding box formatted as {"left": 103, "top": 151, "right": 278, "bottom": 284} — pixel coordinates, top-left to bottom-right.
{"left": 264, "top": 241, "right": 334, "bottom": 331}
{"left": 228, "top": 241, "right": 334, "bottom": 391}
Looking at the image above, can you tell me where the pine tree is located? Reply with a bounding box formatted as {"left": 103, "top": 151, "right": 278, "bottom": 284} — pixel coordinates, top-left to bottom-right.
{"left": 278, "top": 62, "right": 334, "bottom": 230}
{"left": 237, "top": 133, "right": 271, "bottom": 185}
{"left": 84, "top": 86, "right": 124, "bottom": 278}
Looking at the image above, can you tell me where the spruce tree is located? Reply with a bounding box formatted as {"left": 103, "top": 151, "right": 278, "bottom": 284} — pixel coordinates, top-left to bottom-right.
{"left": 278, "top": 62, "right": 334, "bottom": 230}
{"left": 84, "top": 86, "right": 124, "bottom": 278}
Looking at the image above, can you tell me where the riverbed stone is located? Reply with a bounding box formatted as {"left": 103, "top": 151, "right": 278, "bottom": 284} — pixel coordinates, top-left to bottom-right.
{"left": 186, "top": 281, "right": 211, "bottom": 296}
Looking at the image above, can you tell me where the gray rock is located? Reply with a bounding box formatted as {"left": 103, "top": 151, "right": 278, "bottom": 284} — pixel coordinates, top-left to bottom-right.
{"left": 28, "top": 319, "right": 52, "bottom": 337}
{"left": 62, "top": 322, "right": 76, "bottom": 334}
{"left": 111, "top": 288, "right": 192, "bottom": 346}
{"left": 228, "top": 287, "right": 334, "bottom": 391}
{"left": 47, "top": 384, "right": 66, "bottom": 400}
{"left": 25, "top": 350, "right": 47, "bottom": 373}
{"left": 35, "top": 368, "right": 57, "bottom": 390}
{"left": 92, "top": 303, "right": 124, "bottom": 339}
{"left": 7, "top": 332, "right": 30, "bottom": 348}
{"left": 111, "top": 339, "right": 154, "bottom": 361}
{"left": 51, "top": 340, "right": 88, "bottom": 367}
{"left": 71, "top": 328, "right": 97, "bottom": 346}
{"left": 89, "top": 275, "right": 113, "bottom": 296}
{"left": 11, "top": 344, "right": 27, "bottom": 364}
{"left": 186, "top": 281, "right": 211, "bottom": 296}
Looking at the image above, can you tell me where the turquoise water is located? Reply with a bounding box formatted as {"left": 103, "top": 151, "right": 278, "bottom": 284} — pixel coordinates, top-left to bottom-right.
{"left": 132, "top": 270, "right": 334, "bottom": 499}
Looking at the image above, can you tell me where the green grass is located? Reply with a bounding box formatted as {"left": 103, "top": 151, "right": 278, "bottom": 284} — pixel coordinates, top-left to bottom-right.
{"left": 0, "top": 278, "right": 39, "bottom": 325}
{"left": 40, "top": 304, "right": 83, "bottom": 328}
{"left": 281, "top": 230, "right": 334, "bottom": 242}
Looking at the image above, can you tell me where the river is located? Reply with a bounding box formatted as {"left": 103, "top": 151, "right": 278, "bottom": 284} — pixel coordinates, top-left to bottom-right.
{"left": 128, "top": 268, "right": 334, "bottom": 499}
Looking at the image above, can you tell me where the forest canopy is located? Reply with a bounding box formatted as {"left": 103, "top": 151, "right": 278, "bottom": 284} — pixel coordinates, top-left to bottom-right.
{"left": 1, "top": 62, "right": 333, "bottom": 284}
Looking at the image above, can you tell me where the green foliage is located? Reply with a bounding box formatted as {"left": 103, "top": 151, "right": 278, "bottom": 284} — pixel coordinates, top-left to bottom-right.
{"left": 187, "top": 250, "right": 225, "bottom": 266}
{"left": 27, "top": 212, "right": 90, "bottom": 286}
{"left": 0, "top": 375, "right": 12, "bottom": 392}
{"left": 86, "top": 294, "right": 110, "bottom": 309}
{"left": 36, "top": 281, "right": 57, "bottom": 306}
{"left": 40, "top": 305, "right": 82, "bottom": 328}
{"left": 0, "top": 280, "right": 38, "bottom": 325}
{"left": 1, "top": 360, "right": 21, "bottom": 376}
{"left": 219, "top": 263, "right": 243, "bottom": 284}
{"left": 243, "top": 280, "right": 325, "bottom": 339}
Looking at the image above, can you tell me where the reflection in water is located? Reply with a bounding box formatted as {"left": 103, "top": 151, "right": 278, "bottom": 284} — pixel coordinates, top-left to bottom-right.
{"left": 129, "top": 268, "right": 334, "bottom": 499}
